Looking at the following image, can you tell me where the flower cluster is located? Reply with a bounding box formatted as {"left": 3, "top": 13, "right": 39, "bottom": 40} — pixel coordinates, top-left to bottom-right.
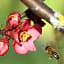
{"left": 0, "top": 11, "right": 42, "bottom": 55}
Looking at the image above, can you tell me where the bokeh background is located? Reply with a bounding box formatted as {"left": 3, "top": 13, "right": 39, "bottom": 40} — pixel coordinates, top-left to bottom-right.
{"left": 0, "top": 0, "right": 64, "bottom": 64}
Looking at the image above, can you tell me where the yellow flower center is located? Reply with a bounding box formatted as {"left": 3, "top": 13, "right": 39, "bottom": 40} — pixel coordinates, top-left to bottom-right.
{"left": 58, "top": 14, "right": 64, "bottom": 27}
{"left": 12, "top": 14, "right": 17, "bottom": 18}
{"left": 19, "top": 31, "right": 31, "bottom": 42}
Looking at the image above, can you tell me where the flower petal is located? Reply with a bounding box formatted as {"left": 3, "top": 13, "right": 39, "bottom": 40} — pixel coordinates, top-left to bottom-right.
{"left": 22, "top": 19, "right": 31, "bottom": 27}
{"left": 28, "top": 24, "right": 42, "bottom": 41}
{"left": 12, "top": 41, "right": 28, "bottom": 54}
{"left": 7, "top": 11, "right": 21, "bottom": 27}
{"left": 0, "top": 43, "right": 8, "bottom": 56}
{"left": 14, "top": 32, "right": 19, "bottom": 43}
{"left": 23, "top": 41, "right": 36, "bottom": 51}
{"left": 0, "top": 36, "right": 9, "bottom": 56}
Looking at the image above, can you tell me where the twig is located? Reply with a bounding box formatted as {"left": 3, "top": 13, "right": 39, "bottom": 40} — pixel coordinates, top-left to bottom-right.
{"left": 20, "top": 0, "right": 64, "bottom": 32}
{"left": 0, "top": 29, "right": 11, "bottom": 40}
{"left": 20, "top": 0, "right": 55, "bottom": 23}
{"left": 21, "top": 9, "right": 45, "bottom": 27}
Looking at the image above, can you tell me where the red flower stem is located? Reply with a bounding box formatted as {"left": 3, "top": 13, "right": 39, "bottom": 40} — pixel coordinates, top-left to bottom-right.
{"left": 5, "top": 26, "right": 17, "bottom": 32}
{"left": 0, "top": 21, "right": 24, "bottom": 40}
{"left": 0, "top": 29, "right": 21, "bottom": 46}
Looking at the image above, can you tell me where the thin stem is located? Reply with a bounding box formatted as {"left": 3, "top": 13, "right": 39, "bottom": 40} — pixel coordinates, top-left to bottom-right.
{"left": 0, "top": 29, "right": 11, "bottom": 40}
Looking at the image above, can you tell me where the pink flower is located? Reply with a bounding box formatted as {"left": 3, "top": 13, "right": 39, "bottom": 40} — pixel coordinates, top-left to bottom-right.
{"left": 7, "top": 11, "right": 21, "bottom": 27}
{"left": 12, "top": 19, "right": 42, "bottom": 54}
{"left": 0, "top": 36, "right": 9, "bottom": 56}
{"left": 5, "top": 11, "right": 21, "bottom": 37}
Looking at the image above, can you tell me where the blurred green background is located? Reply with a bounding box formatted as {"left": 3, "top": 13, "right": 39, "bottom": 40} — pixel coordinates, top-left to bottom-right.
{"left": 0, "top": 0, "right": 64, "bottom": 64}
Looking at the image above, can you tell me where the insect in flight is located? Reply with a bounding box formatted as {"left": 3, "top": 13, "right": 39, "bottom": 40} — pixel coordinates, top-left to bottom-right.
{"left": 45, "top": 46, "right": 59, "bottom": 60}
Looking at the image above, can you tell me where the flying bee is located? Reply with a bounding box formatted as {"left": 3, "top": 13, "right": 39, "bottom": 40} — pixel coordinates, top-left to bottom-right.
{"left": 45, "top": 46, "right": 59, "bottom": 60}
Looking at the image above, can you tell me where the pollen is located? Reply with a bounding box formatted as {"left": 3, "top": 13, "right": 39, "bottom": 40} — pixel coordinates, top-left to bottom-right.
{"left": 12, "top": 14, "right": 17, "bottom": 18}
{"left": 19, "top": 31, "right": 31, "bottom": 42}
{"left": 58, "top": 14, "right": 64, "bottom": 27}
{"left": 58, "top": 14, "right": 64, "bottom": 20}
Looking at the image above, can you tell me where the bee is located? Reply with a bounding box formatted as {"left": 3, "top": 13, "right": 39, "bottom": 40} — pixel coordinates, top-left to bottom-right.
{"left": 45, "top": 46, "right": 59, "bottom": 60}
